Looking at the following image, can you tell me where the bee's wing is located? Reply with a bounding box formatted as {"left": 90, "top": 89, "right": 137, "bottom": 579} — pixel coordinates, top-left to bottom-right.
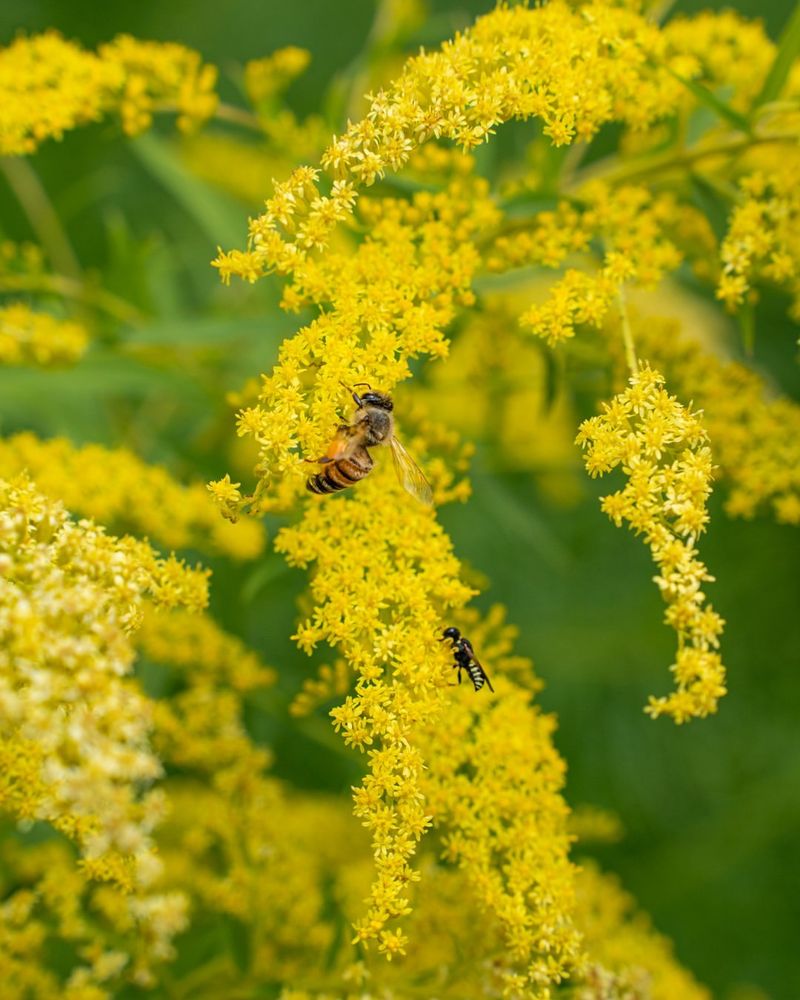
{"left": 390, "top": 435, "right": 434, "bottom": 506}
{"left": 462, "top": 638, "right": 494, "bottom": 692}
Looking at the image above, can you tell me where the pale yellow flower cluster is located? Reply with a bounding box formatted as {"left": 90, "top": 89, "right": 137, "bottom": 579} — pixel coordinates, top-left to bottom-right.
{"left": 622, "top": 315, "right": 800, "bottom": 525}
{"left": 0, "top": 302, "right": 88, "bottom": 366}
{"left": 489, "top": 186, "right": 682, "bottom": 345}
{"left": 0, "top": 837, "right": 187, "bottom": 996}
{"left": 0, "top": 432, "right": 264, "bottom": 559}
{"left": 576, "top": 367, "right": 727, "bottom": 723}
{"left": 0, "top": 475, "right": 204, "bottom": 889}
{"left": 718, "top": 162, "right": 800, "bottom": 317}
{"left": 0, "top": 30, "right": 217, "bottom": 156}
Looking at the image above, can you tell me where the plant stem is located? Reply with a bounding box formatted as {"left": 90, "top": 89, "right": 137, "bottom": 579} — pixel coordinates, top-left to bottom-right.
{"left": 0, "top": 273, "right": 143, "bottom": 324}
{"left": 0, "top": 157, "right": 82, "bottom": 281}
{"left": 618, "top": 285, "right": 639, "bottom": 376}
{"left": 567, "top": 130, "right": 795, "bottom": 190}
{"left": 213, "top": 102, "right": 264, "bottom": 133}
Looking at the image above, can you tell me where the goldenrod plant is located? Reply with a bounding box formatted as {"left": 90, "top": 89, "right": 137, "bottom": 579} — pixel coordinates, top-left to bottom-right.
{"left": 0, "top": 0, "right": 798, "bottom": 996}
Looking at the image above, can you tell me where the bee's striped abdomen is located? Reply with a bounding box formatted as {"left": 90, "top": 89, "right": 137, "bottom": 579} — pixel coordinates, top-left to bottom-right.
{"left": 306, "top": 458, "right": 367, "bottom": 496}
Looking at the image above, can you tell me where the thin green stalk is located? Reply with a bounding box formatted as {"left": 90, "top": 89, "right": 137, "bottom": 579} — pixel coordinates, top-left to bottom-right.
{"left": 0, "top": 273, "right": 143, "bottom": 324}
{"left": 618, "top": 286, "right": 639, "bottom": 375}
{"left": 567, "top": 130, "right": 796, "bottom": 191}
{"left": 0, "top": 157, "right": 82, "bottom": 280}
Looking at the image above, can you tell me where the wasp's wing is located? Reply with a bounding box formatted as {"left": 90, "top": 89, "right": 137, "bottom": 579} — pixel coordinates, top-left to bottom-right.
{"left": 462, "top": 638, "right": 494, "bottom": 692}
{"left": 390, "top": 435, "right": 434, "bottom": 506}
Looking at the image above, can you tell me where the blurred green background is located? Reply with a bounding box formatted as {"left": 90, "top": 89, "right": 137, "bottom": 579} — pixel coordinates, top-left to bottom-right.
{"left": 1, "top": 1, "right": 799, "bottom": 998}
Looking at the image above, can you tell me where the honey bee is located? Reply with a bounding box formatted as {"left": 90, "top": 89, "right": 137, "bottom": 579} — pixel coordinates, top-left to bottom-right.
{"left": 305, "top": 383, "right": 433, "bottom": 505}
{"left": 440, "top": 626, "right": 495, "bottom": 692}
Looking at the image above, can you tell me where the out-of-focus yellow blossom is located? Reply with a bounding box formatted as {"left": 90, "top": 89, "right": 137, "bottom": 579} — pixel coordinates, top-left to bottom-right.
{"left": 290, "top": 658, "right": 352, "bottom": 717}
{"left": 244, "top": 47, "right": 311, "bottom": 106}
{"left": 569, "top": 804, "right": 625, "bottom": 845}
{"left": 0, "top": 31, "right": 217, "bottom": 156}
{"left": 617, "top": 314, "right": 800, "bottom": 525}
{"left": 663, "top": 11, "right": 775, "bottom": 112}
{"left": 211, "top": 174, "right": 496, "bottom": 517}
{"left": 0, "top": 475, "right": 202, "bottom": 903}
{"left": 411, "top": 296, "right": 583, "bottom": 502}
{"left": 717, "top": 162, "right": 800, "bottom": 316}
{"left": 0, "top": 432, "right": 263, "bottom": 558}
{"left": 137, "top": 604, "right": 275, "bottom": 691}
{"left": 0, "top": 31, "right": 121, "bottom": 155}
{"left": 489, "top": 186, "right": 682, "bottom": 345}
{"left": 576, "top": 367, "right": 727, "bottom": 723}
{"left": 179, "top": 128, "right": 327, "bottom": 206}
{"left": 214, "top": 1, "right": 684, "bottom": 284}
{"left": 98, "top": 35, "right": 218, "bottom": 136}
{"left": 0, "top": 302, "right": 88, "bottom": 366}
{"left": 574, "top": 863, "right": 711, "bottom": 1000}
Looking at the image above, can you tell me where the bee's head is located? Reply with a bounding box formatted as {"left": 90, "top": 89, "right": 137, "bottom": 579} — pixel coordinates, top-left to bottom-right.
{"left": 441, "top": 626, "right": 461, "bottom": 641}
{"left": 360, "top": 390, "right": 393, "bottom": 411}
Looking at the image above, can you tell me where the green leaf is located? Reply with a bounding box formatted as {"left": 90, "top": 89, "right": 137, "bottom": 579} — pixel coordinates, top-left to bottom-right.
{"left": 130, "top": 132, "right": 246, "bottom": 248}
{"left": 221, "top": 914, "right": 251, "bottom": 974}
{"left": 667, "top": 68, "right": 752, "bottom": 135}
{"left": 754, "top": 3, "right": 800, "bottom": 109}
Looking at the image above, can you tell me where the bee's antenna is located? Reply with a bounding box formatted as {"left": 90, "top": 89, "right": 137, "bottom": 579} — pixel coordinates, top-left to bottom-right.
{"left": 340, "top": 380, "right": 363, "bottom": 407}
{"left": 352, "top": 381, "right": 372, "bottom": 389}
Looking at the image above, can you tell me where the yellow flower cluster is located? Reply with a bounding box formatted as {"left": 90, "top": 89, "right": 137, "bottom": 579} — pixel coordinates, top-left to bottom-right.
{"left": 489, "top": 186, "right": 682, "bottom": 345}
{"left": 0, "top": 432, "right": 263, "bottom": 559}
{"left": 0, "top": 475, "right": 205, "bottom": 891}
{"left": 277, "top": 474, "right": 473, "bottom": 951}
{"left": 620, "top": 314, "right": 800, "bottom": 525}
{"left": 213, "top": 1, "right": 683, "bottom": 284}
{"left": 275, "top": 481, "right": 584, "bottom": 993}
{"left": 576, "top": 366, "right": 727, "bottom": 723}
{"left": 0, "top": 30, "right": 217, "bottom": 156}
{"left": 420, "top": 678, "right": 582, "bottom": 994}
{"left": 210, "top": 174, "right": 495, "bottom": 516}
{"left": 717, "top": 163, "right": 800, "bottom": 316}
{"left": 0, "top": 302, "right": 88, "bottom": 366}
